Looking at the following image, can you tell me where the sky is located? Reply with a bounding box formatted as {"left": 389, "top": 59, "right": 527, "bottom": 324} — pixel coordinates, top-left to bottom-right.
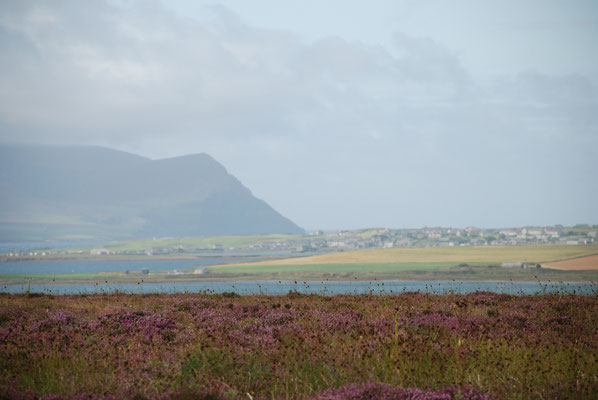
{"left": 1, "top": 0, "right": 597, "bottom": 230}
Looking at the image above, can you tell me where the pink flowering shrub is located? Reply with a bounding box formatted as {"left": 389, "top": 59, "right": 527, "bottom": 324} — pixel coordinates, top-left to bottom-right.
{"left": 0, "top": 292, "right": 597, "bottom": 399}
{"left": 311, "top": 382, "right": 492, "bottom": 400}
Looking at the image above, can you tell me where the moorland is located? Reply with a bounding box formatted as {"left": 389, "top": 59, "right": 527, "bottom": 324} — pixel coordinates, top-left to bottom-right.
{"left": 1, "top": 291, "right": 596, "bottom": 399}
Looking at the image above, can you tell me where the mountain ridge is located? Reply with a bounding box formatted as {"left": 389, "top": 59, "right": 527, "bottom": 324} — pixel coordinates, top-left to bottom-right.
{"left": 0, "top": 144, "right": 303, "bottom": 241}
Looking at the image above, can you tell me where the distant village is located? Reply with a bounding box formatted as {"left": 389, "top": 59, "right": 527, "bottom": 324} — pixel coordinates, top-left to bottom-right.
{"left": 245, "top": 224, "right": 597, "bottom": 253}
{"left": 2, "top": 224, "right": 596, "bottom": 260}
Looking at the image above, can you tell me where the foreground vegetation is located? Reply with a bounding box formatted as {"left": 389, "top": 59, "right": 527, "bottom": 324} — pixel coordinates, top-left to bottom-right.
{"left": 1, "top": 292, "right": 597, "bottom": 399}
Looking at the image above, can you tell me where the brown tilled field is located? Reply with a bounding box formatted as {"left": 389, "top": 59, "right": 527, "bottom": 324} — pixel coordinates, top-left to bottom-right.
{"left": 543, "top": 254, "right": 598, "bottom": 270}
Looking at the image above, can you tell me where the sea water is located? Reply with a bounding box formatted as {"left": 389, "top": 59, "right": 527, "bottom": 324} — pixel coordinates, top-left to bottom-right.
{"left": 3, "top": 280, "right": 596, "bottom": 295}
{"left": 0, "top": 258, "right": 249, "bottom": 274}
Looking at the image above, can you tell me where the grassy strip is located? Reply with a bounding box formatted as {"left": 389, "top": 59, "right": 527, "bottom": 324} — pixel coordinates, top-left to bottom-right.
{"left": 0, "top": 272, "right": 129, "bottom": 281}
{"left": 203, "top": 265, "right": 598, "bottom": 282}
{"left": 207, "top": 262, "right": 476, "bottom": 274}
{"left": 2, "top": 265, "right": 598, "bottom": 284}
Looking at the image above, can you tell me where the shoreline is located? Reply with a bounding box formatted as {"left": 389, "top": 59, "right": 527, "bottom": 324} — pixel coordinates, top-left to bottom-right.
{"left": 0, "top": 253, "right": 297, "bottom": 263}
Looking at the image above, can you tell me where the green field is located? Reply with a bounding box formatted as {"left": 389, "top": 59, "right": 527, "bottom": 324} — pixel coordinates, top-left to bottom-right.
{"left": 0, "top": 271, "right": 141, "bottom": 283}
{"left": 208, "top": 262, "right": 466, "bottom": 274}
{"left": 92, "top": 234, "right": 305, "bottom": 252}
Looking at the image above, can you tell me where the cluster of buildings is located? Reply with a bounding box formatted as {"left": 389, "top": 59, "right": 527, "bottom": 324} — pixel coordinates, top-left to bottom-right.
{"left": 245, "top": 225, "right": 597, "bottom": 252}
{"left": 252, "top": 225, "right": 597, "bottom": 252}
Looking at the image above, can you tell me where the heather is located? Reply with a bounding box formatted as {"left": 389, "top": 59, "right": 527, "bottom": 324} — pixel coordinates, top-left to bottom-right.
{"left": 0, "top": 292, "right": 597, "bottom": 399}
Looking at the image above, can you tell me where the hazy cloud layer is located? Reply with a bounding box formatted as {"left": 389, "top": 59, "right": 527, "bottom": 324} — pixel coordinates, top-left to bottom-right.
{"left": 1, "top": 0, "right": 597, "bottom": 229}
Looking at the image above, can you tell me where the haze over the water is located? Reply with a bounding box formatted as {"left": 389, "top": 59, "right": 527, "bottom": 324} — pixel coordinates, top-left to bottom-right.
{"left": 1, "top": 0, "right": 597, "bottom": 230}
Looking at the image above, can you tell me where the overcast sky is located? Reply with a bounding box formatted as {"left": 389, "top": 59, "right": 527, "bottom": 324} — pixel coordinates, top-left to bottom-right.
{"left": 1, "top": 0, "right": 597, "bottom": 230}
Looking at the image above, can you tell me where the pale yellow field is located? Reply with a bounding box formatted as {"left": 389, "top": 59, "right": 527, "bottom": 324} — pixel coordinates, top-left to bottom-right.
{"left": 218, "top": 245, "right": 598, "bottom": 268}
{"left": 542, "top": 254, "right": 598, "bottom": 271}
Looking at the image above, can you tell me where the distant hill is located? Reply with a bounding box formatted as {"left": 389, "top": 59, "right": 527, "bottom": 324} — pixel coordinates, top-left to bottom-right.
{"left": 0, "top": 145, "right": 303, "bottom": 241}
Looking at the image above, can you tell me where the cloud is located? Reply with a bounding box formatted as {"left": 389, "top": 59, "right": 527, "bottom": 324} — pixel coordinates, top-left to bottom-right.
{"left": 0, "top": 0, "right": 596, "bottom": 229}
{"left": 0, "top": 0, "right": 475, "bottom": 144}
